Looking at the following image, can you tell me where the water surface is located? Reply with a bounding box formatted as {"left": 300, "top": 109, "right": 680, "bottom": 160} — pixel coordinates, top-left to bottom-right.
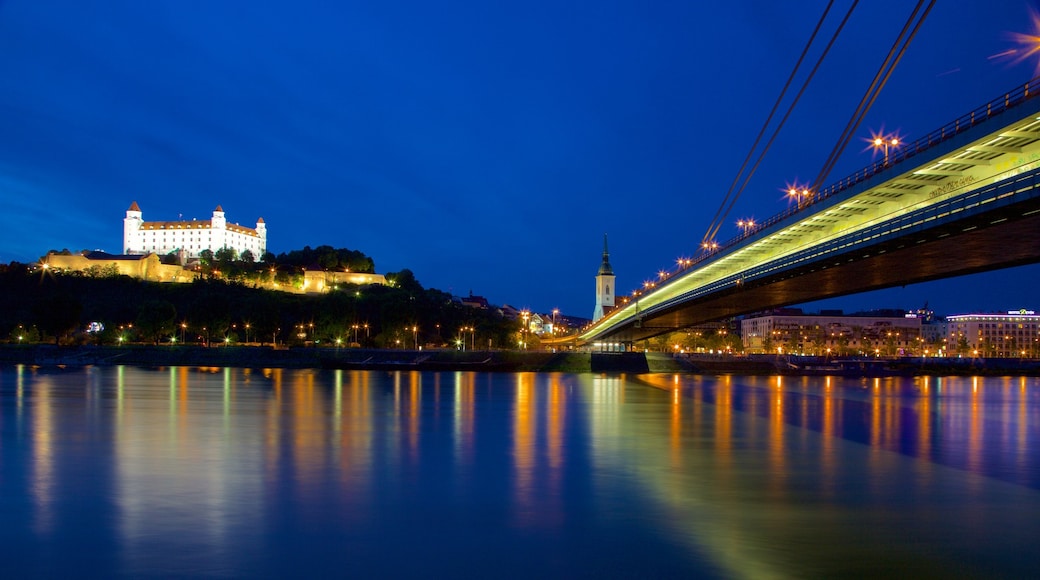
{"left": 1, "top": 366, "right": 1038, "bottom": 577}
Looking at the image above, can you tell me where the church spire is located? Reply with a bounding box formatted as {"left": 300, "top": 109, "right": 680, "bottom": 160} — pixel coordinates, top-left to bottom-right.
{"left": 598, "top": 233, "right": 613, "bottom": 275}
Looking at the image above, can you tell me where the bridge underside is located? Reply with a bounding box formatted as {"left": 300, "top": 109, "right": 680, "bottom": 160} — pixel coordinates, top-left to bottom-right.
{"left": 604, "top": 195, "right": 1040, "bottom": 342}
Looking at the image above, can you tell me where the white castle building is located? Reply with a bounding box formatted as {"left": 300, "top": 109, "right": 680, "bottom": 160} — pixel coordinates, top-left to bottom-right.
{"left": 123, "top": 201, "right": 267, "bottom": 261}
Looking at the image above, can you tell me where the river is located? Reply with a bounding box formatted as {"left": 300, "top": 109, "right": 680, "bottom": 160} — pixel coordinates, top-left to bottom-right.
{"left": 1, "top": 366, "right": 1038, "bottom": 577}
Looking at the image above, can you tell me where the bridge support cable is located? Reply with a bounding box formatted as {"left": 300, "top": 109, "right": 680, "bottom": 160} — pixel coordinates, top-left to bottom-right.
{"left": 699, "top": 0, "right": 838, "bottom": 248}
{"left": 705, "top": 0, "right": 862, "bottom": 245}
{"left": 810, "top": 0, "right": 936, "bottom": 195}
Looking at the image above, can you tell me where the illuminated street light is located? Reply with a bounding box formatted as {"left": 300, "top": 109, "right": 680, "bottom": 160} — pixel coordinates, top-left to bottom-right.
{"left": 787, "top": 186, "right": 811, "bottom": 208}
{"left": 871, "top": 133, "right": 901, "bottom": 165}
{"left": 736, "top": 218, "right": 756, "bottom": 236}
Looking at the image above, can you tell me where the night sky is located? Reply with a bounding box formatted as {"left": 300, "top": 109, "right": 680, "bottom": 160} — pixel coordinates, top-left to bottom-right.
{"left": 1, "top": 1, "right": 1038, "bottom": 318}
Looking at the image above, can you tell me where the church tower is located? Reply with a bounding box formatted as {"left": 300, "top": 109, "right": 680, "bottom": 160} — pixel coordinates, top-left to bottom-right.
{"left": 593, "top": 234, "right": 615, "bottom": 321}
{"left": 123, "top": 201, "right": 143, "bottom": 254}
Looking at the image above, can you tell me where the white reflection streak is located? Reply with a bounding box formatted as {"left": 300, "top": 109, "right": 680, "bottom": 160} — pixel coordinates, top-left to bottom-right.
{"left": 334, "top": 369, "right": 343, "bottom": 448}
{"left": 116, "top": 367, "right": 262, "bottom": 575}
{"left": 31, "top": 376, "right": 55, "bottom": 534}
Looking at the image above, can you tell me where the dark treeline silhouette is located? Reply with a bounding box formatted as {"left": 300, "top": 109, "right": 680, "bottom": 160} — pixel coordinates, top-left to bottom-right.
{"left": 276, "top": 245, "right": 375, "bottom": 273}
{"left": 0, "top": 261, "right": 515, "bottom": 349}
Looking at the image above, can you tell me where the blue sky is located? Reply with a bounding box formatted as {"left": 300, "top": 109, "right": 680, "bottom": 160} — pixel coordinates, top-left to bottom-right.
{"left": 1, "top": 1, "right": 1039, "bottom": 317}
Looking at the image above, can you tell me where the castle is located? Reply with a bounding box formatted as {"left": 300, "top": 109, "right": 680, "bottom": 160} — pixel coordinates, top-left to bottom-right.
{"left": 123, "top": 201, "right": 267, "bottom": 261}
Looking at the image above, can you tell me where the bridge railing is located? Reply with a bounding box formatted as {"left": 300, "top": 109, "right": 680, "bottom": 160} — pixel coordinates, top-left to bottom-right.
{"left": 618, "top": 77, "right": 1040, "bottom": 317}
{"left": 727, "top": 77, "right": 1039, "bottom": 244}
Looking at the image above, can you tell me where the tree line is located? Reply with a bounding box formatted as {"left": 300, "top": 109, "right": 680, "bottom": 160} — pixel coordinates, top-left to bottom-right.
{"left": 1, "top": 261, "right": 517, "bottom": 350}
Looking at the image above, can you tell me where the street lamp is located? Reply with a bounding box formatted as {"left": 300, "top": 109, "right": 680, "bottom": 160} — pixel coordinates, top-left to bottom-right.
{"left": 412, "top": 325, "right": 419, "bottom": 350}
{"left": 872, "top": 134, "right": 900, "bottom": 165}
{"left": 736, "top": 218, "right": 756, "bottom": 236}
{"left": 787, "top": 187, "right": 810, "bottom": 208}
{"left": 520, "top": 311, "right": 530, "bottom": 350}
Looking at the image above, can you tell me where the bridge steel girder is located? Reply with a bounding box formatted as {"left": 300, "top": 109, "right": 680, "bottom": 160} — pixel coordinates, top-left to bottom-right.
{"left": 593, "top": 170, "right": 1040, "bottom": 342}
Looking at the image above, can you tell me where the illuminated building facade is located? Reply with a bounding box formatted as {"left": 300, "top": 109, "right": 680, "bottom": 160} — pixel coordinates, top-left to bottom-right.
{"left": 124, "top": 201, "right": 266, "bottom": 261}
{"left": 946, "top": 310, "right": 1040, "bottom": 356}
{"left": 741, "top": 310, "right": 923, "bottom": 355}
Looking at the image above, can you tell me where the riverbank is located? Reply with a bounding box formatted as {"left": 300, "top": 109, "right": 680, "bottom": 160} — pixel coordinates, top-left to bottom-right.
{"left": 2, "top": 345, "right": 1040, "bottom": 375}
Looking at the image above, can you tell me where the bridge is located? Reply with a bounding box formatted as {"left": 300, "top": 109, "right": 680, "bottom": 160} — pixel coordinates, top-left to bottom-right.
{"left": 579, "top": 79, "right": 1040, "bottom": 345}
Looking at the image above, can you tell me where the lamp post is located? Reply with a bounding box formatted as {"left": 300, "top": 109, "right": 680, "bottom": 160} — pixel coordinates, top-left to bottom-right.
{"left": 787, "top": 187, "right": 810, "bottom": 209}
{"left": 872, "top": 135, "right": 900, "bottom": 165}
{"left": 737, "top": 218, "right": 756, "bottom": 236}
{"left": 521, "top": 311, "right": 530, "bottom": 350}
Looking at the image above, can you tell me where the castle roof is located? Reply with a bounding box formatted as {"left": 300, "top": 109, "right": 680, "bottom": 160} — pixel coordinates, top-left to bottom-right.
{"left": 128, "top": 201, "right": 141, "bottom": 212}
{"left": 138, "top": 219, "right": 260, "bottom": 237}
{"left": 215, "top": 205, "right": 224, "bottom": 212}
{"left": 257, "top": 217, "right": 265, "bottom": 223}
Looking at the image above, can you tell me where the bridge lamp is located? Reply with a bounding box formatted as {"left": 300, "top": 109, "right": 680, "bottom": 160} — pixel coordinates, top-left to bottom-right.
{"left": 872, "top": 136, "right": 900, "bottom": 165}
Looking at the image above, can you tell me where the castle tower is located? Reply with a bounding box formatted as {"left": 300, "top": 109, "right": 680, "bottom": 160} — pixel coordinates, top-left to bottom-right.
{"left": 211, "top": 204, "right": 227, "bottom": 250}
{"left": 593, "top": 234, "right": 615, "bottom": 321}
{"left": 256, "top": 217, "right": 267, "bottom": 257}
{"left": 123, "top": 201, "right": 143, "bottom": 254}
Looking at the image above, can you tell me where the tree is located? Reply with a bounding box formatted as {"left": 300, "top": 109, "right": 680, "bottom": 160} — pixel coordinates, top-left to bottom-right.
{"left": 33, "top": 294, "right": 82, "bottom": 345}
{"left": 240, "top": 249, "right": 255, "bottom": 263}
{"left": 199, "top": 249, "right": 214, "bottom": 266}
{"left": 136, "top": 300, "right": 177, "bottom": 345}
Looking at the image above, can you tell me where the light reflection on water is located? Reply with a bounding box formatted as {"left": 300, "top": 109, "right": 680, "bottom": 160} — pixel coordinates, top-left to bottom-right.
{"left": 1, "top": 365, "right": 1039, "bottom": 577}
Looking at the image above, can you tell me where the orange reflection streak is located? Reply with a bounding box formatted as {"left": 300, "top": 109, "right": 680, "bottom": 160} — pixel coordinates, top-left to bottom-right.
{"left": 408, "top": 371, "right": 421, "bottom": 459}
{"left": 513, "top": 373, "right": 536, "bottom": 525}
{"left": 333, "top": 370, "right": 373, "bottom": 497}
{"left": 918, "top": 378, "right": 932, "bottom": 472}
{"left": 691, "top": 377, "right": 703, "bottom": 437}
{"left": 715, "top": 376, "right": 732, "bottom": 466}
{"left": 670, "top": 382, "right": 682, "bottom": 467}
{"left": 820, "top": 378, "right": 836, "bottom": 497}
{"left": 769, "top": 379, "right": 785, "bottom": 496}
{"left": 291, "top": 371, "right": 323, "bottom": 481}
{"left": 548, "top": 375, "right": 565, "bottom": 471}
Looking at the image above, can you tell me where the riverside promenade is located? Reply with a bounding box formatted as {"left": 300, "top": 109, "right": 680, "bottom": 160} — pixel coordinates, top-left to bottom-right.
{"left": 3, "top": 345, "right": 1040, "bottom": 375}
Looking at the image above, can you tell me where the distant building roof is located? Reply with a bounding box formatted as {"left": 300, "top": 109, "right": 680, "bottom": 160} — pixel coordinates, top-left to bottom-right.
{"left": 461, "top": 294, "right": 490, "bottom": 308}
{"left": 128, "top": 201, "right": 141, "bottom": 211}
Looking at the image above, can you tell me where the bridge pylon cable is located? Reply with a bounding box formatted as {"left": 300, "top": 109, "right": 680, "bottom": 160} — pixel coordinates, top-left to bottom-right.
{"left": 699, "top": 0, "right": 837, "bottom": 248}
{"left": 706, "top": 0, "right": 861, "bottom": 244}
{"left": 811, "top": 0, "right": 935, "bottom": 195}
